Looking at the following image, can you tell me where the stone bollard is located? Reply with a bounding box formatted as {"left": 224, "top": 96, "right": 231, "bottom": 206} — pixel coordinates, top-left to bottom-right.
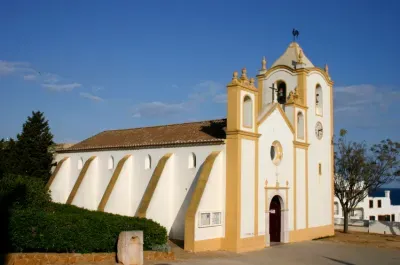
{"left": 117, "top": 231, "right": 143, "bottom": 265}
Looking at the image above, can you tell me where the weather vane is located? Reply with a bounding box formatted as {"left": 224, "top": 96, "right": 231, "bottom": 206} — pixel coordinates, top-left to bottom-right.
{"left": 292, "top": 28, "right": 299, "bottom": 42}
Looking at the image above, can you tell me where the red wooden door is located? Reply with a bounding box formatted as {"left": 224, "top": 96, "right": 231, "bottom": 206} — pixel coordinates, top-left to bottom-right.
{"left": 269, "top": 196, "right": 281, "bottom": 242}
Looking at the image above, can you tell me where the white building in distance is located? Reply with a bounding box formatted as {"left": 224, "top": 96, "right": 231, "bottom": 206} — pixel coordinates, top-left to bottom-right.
{"left": 334, "top": 190, "right": 400, "bottom": 222}
{"left": 48, "top": 40, "right": 335, "bottom": 253}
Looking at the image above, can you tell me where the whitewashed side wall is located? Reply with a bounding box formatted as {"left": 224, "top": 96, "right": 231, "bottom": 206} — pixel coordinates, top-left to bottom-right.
{"left": 364, "top": 221, "right": 400, "bottom": 235}
{"left": 54, "top": 144, "right": 225, "bottom": 240}
{"left": 262, "top": 69, "right": 297, "bottom": 107}
{"left": 307, "top": 71, "right": 332, "bottom": 228}
{"left": 105, "top": 156, "right": 133, "bottom": 216}
{"left": 73, "top": 157, "right": 99, "bottom": 210}
{"left": 194, "top": 152, "right": 225, "bottom": 241}
{"left": 258, "top": 109, "right": 294, "bottom": 233}
{"left": 241, "top": 139, "right": 255, "bottom": 238}
{"left": 296, "top": 148, "right": 306, "bottom": 230}
{"left": 146, "top": 155, "right": 173, "bottom": 233}
{"left": 50, "top": 158, "right": 71, "bottom": 203}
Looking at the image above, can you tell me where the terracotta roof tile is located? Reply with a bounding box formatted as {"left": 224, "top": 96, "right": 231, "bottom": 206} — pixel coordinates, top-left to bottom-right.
{"left": 59, "top": 119, "right": 226, "bottom": 152}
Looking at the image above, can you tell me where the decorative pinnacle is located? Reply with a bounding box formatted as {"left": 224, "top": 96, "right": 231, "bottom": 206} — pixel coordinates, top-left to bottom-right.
{"left": 250, "top": 77, "right": 255, "bottom": 85}
{"left": 261, "top": 56, "right": 267, "bottom": 70}
{"left": 324, "top": 63, "right": 329, "bottom": 74}
{"left": 240, "top": 67, "right": 247, "bottom": 80}
{"left": 298, "top": 49, "right": 304, "bottom": 64}
{"left": 233, "top": 71, "right": 238, "bottom": 79}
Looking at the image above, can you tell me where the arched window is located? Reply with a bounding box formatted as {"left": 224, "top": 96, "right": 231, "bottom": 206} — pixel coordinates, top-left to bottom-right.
{"left": 108, "top": 156, "right": 114, "bottom": 170}
{"left": 316, "top": 84, "right": 323, "bottom": 115}
{"left": 243, "top": 95, "right": 253, "bottom": 128}
{"left": 78, "top": 158, "right": 83, "bottom": 170}
{"left": 297, "top": 112, "right": 305, "bottom": 139}
{"left": 145, "top": 155, "right": 151, "bottom": 170}
{"left": 277, "top": 81, "right": 287, "bottom": 104}
{"left": 188, "top": 152, "right": 196, "bottom": 169}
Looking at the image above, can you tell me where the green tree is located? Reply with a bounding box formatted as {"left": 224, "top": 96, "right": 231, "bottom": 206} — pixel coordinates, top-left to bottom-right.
{"left": 13, "top": 111, "right": 54, "bottom": 181}
{"left": 0, "top": 138, "right": 17, "bottom": 178}
{"left": 334, "top": 129, "right": 399, "bottom": 233}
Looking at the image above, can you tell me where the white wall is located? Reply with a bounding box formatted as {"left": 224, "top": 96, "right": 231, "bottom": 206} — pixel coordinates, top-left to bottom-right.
{"left": 50, "top": 157, "right": 71, "bottom": 203}
{"left": 262, "top": 69, "right": 297, "bottom": 107}
{"left": 194, "top": 152, "right": 225, "bottom": 241}
{"left": 105, "top": 156, "right": 133, "bottom": 216}
{"left": 240, "top": 90, "right": 255, "bottom": 133}
{"left": 369, "top": 221, "right": 400, "bottom": 235}
{"left": 54, "top": 144, "right": 226, "bottom": 241}
{"left": 258, "top": 108, "right": 294, "bottom": 233}
{"left": 241, "top": 139, "right": 255, "bottom": 238}
{"left": 73, "top": 157, "right": 99, "bottom": 210}
{"left": 306, "top": 71, "right": 333, "bottom": 228}
{"left": 296, "top": 148, "right": 306, "bottom": 230}
{"left": 146, "top": 154, "right": 173, "bottom": 233}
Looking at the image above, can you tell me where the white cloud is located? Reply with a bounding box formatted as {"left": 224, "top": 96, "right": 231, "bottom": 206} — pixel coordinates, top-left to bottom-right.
{"left": 334, "top": 84, "right": 400, "bottom": 129}
{"left": 23, "top": 74, "right": 37, "bottom": 80}
{"left": 80, "top": 92, "right": 104, "bottom": 102}
{"left": 132, "top": 80, "right": 226, "bottom": 119}
{"left": 0, "top": 60, "right": 33, "bottom": 76}
{"left": 213, "top": 93, "right": 227, "bottom": 103}
{"left": 42, "top": 82, "right": 82, "bottom": 92}
{"left": 133, "top": 101, "right": 185, "bottom": 119}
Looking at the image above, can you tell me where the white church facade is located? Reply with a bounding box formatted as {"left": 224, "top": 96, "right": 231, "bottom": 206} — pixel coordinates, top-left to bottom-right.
{"left": 49, "top": 41, "right": 335, "bottom": 253}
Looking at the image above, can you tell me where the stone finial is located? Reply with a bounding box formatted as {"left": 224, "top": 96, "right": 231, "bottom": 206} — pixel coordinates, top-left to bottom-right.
{"left": 324, "top": 63, "right": 329, "bottom": 74}
{"left": 286, "top": 180, "right": 289, "bottom": 186}
{"left": 261, "top": 56, "right": 267, "bottom": 70}
{"left": 240, "top": 67, "right": 248, "bottom": 80}
{"left": 298, "top": 49, "right": 304, "bottom": 64}
{"left": 233, "top": 71, "right": 238, "bottom": 79}
{"left": 250, "top": 77, "right": 255, "bottom": 86}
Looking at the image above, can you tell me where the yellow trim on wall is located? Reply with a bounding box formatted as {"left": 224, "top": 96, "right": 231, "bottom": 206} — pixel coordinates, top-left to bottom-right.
{"left": 184, "top": 151, "right": 221, "bottom": 252}
{"left": 293, "top": 145, "right": 297, "bottom": 230}
{"left": 289, "top": 224, "right": 334, "bottom": 242}
{"left": 257, "top": 103, "right": 295, "bottom": 134}
{"left": 136, "top": 153, "right": 172, "bottom": 217}
{"left": 66, "top": 156, "right": 96, "bottom": 205}
{"left": 192, "top": 238, "right": 222, "bottom": 252}
{"left": 330, "top": 84, "right": 335, "bottom": 225}
{"left": 254, "top": 138, "right": 259, "bottom": 236}
{"left": 97, "top": 155, "right": 132, "bottom": 211}
{"left": 293, "top": 141, "right": 310, "bottom": 149}
{"left": 226, "top": 130, "right": 260, "bottom": 139}
{"left": 46, "top": 157, "right": 69, "bottom": 190}
{"left": 305, "top": 149, "right": 309, "bottom": 228}
{"left": 257, "top": 75, "right": 264, "bottom": 113}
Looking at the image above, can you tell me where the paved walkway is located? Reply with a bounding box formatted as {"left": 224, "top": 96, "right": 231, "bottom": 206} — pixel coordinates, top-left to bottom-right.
{"left": 151, "top": 241, "right": 400, "bottom": 265}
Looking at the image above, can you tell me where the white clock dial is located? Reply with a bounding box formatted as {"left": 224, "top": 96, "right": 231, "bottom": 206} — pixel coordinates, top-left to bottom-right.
{"left": 315, "top": 121, "right": 323, "bottom": 140}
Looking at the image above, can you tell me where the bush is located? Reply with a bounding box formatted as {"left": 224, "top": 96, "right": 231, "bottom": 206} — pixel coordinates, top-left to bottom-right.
{"left": 0, "top": 174, "right": 50, "bottom": 209}
{"left": 8, "top": 203, "right": 167, "bottom": 253}
{"left": 1, "top": 175, "right": 168, "bottom": 253}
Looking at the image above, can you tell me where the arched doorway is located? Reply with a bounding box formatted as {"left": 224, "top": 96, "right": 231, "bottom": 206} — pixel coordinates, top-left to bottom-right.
{"left": 269, "top": 195, "right": 281, "bottom": 243}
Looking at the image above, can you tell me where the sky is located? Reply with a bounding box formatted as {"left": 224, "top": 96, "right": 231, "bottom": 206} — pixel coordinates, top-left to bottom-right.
{"left": 1, "top": 0, "right": 399, "bottom": 148}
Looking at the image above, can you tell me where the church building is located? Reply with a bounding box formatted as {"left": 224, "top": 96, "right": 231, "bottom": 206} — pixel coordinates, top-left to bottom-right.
{"left": 49, "top": 41, "right": 335, "bottom": 253}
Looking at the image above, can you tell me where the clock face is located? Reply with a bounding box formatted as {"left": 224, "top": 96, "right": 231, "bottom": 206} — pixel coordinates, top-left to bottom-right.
{"left": 315, "top": 122, "right": 323, "bottom": 140}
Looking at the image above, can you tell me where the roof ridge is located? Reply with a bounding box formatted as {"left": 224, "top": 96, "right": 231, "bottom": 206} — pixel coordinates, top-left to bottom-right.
{"left": 103, "top": 117, "right": 227, "bottom": 132}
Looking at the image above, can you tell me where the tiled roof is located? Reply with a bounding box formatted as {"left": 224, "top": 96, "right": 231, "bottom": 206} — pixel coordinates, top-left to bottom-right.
{"left": 58, "top": 119, "right": 227, "bottom": 152}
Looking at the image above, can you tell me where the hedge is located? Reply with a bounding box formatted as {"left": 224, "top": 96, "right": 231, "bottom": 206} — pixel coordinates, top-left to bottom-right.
{"left": 1, "top": 175, "right": 168, "bottom": 253}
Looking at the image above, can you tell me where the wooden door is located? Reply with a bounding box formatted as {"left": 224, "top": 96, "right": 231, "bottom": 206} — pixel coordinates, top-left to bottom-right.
{"left": 269, "top": 196, "right": 281, "bottom": 242}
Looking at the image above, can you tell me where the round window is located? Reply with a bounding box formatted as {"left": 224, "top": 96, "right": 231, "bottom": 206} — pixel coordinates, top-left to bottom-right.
{"left": 270, "top": 141, "right": 283, "bottom": 165}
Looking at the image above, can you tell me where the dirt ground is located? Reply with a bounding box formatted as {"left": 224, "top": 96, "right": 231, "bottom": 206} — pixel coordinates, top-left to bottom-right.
{"left": 319, "top": 230, "right": 400, "bottom": 250}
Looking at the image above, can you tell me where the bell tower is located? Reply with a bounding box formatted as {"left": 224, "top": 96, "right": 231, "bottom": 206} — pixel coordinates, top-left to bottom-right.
{"left": 224, "top": 68, "right": 265, "bottom": 252}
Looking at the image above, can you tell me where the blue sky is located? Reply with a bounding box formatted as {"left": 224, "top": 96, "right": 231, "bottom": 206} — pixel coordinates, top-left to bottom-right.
{"left": 1, "top": 0, "right": 399, "bottom": 147}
